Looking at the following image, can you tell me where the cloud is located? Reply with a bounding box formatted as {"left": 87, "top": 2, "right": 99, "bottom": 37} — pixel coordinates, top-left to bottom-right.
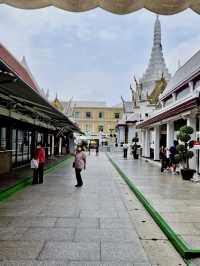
{"left": 0, "top": 6, "right": 200, "bottom": 105}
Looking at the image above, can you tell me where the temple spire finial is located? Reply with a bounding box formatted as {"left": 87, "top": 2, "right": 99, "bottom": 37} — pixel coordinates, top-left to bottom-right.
{"left": 140, "top": 15, "right": 171, "bottom": 97}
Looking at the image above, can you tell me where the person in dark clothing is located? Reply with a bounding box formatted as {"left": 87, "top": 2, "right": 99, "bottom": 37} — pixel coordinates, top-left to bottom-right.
{"left": 123, "top": 143, "right": 128, "bottom": 159}
{"left": 160, "top": 146, "right": 167, "bottom": 172}
{"left": 95, "top": 144, "right": 99, "bottom": 156}
{"left": 169, "top": 144, "right": 177, "bottom": 174}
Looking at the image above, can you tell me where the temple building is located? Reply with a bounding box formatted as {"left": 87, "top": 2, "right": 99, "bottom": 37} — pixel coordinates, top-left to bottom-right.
{"left": 138, "top": 48, "right": 200, "bottom": 171}
{"left": 117, "top": 15, "right": 170, "bottom": 146}
{"left": 0, "top": 42, "right": 80, "bottom": 174}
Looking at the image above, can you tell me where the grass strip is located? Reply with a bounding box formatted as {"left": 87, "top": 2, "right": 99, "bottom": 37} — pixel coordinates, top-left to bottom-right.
{"left": 0, "top": 155, "right": 72, "bottom": 202}
{"left": 107, "top": 153, "right": 200, "bottom": 260}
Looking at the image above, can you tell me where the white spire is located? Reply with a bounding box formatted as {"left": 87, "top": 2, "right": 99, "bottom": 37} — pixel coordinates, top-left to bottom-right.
{"left": 140, "top": 15, "right": 171, "bottom": 97}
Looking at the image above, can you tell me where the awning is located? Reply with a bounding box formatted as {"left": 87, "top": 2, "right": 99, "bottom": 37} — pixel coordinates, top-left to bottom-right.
{"left": 0, "top": 58, "right": 81, "bottom": 134}
{"left": 0, "top": 1, "right": 199, "bottom": 15}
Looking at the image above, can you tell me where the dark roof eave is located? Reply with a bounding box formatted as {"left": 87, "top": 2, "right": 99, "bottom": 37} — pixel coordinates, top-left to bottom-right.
{"left": 137, "top": 97, "right": 199, "bottom": 128}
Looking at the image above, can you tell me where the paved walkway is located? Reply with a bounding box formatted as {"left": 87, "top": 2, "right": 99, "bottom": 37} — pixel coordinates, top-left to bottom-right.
{"left": 110, "top": 152, "right": 200, "bottom": 266}
{"left": 0, "top": 152, "right": 186, "bottom": 265}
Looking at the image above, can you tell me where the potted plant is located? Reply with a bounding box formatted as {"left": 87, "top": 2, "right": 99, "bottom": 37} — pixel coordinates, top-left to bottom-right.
{"left": 132, "top": 137, "right": 140, "bottom": 159}
{"left": 175, "top": 125, "right": 195, "bottom": 180}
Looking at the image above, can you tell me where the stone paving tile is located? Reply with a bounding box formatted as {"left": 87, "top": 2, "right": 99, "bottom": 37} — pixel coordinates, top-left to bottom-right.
{"left": 74, "top": 228, "right": 138, "bottom": 242}
{"left": 101, "top": 242, "right": 149, "bottom": 263}
{"left": 141, "top": 239, "right": 185, "bottom": 266}
{"left": 55, "top": 218, "right": 99, "bottom": 228}
{"left": 21, "top": 228, "right": 75, "bottom": 241}
{"left": 8, "top": 217, "right": 57, "bottom": 227}
{"left": 0, "top": 241, "right": 44, "bottom": 260}
{"left": 0, "top": 227, "right": 28, "bottom": 240}
{"left": 100, "top": 218, "right": 132, "bottom": 229}
{"left": 192, "top": 258, "right": 200, "bottom": 266}
{"left": 80, "top": 209, "right": 118, "bottom": 218}
{"left": 39, "top": 241, "right": 100, "bottom": 261}
{"left": 161, "top": 212, "right": 200, "bottom": 223}
{"left": 131, "top": 219, "right": 167, "bottom": 240}
{"left": 0, "top": 217, "right": 12, "bottom": 227}
{"left": 0, "top": 208, "right": 43, "bottom": 217}
{"left": 38, "top": 208, "right": 80, "bottom": 218}
{"left": 181, "top": 235, "right": 200, "bottom": 249}
{"left": 68, "top": 262, "right": 134, "bottom": 266}
{"left": 169, "top": 222, "right": 200, "bottom": 236}
{"left": 0, "top": 261, "right": 68, "bottom": 266}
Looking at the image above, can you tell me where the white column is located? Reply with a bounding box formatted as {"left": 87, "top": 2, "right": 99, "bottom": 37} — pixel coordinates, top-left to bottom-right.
{"left": 145, "top": 129, "right": 150, "bottom": 158}
{"left": 154, "top": 126, "right": 160, "bottom": 161}
{"left": 51, "top": 135, "right": 55, "bottom": 156}
{"left": 58, "top": 137, "right": 62, "bottom": 155}
{"left": 187, "top": 117, "right": 196, "bottom": 169}
{"left": 142, "top": 130, "right": 145, "bottom": 157}
{"left": 166, "top": 121, "right": 174, "bottom": 149}
{"left": 119, "top": 126, "right": 125, "bottom": 144}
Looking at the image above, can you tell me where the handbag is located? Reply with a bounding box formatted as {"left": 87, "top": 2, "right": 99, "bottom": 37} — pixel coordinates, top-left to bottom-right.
{"left": 31, "top": 159, "right": 39, "bottom": 169}
{"left": 72, "top": 161, "right": 75, "bottom": 168}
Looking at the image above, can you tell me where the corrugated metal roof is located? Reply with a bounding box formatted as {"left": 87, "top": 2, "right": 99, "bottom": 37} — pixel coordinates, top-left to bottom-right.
{"left": 161, "top": 49, "right": 200, "bottom": 99}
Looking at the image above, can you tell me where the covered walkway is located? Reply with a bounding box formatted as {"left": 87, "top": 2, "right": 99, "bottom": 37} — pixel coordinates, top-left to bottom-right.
{"left": 0, "top": 153, "right": 186, "bottom": 265}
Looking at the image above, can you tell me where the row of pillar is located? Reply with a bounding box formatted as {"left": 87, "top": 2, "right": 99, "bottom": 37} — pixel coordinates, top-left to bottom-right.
{"left": 142, "top": 117, "right": 197, "bottom": 164}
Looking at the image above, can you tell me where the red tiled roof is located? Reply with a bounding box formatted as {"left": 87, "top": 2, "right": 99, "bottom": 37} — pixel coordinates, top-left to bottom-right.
{"left": 0, "top": 43, "right": 39, "bottom": 92}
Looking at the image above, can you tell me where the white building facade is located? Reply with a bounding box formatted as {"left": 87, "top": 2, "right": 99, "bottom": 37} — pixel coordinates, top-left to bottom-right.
{"left": 138, "top": 49, "right": 200, "bottom": 171}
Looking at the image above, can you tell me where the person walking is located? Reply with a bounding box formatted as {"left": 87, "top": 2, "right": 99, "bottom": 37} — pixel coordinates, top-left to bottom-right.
{"left": 74, "top": 146, "right": 86, "bottom": 187}
{"left": 123, "top": 143, "right": 129, "bottom": 159}
{"left": 35, "top": 143, "right": 45, "bottom": 184}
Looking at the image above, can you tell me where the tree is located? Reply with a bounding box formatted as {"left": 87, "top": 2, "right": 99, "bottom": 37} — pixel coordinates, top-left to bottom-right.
{"left": 175, "top": 125, "right": 194, "bottom": 169}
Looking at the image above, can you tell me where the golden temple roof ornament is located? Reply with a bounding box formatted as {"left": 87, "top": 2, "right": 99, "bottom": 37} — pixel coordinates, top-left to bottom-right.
{"left": 0, "top": 1, "right": 200, "bottom": 15}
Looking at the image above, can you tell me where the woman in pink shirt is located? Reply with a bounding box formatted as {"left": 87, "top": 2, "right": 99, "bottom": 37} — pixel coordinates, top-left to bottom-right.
{"left": 74, "top": 146, "right": 86, "bottom": 187}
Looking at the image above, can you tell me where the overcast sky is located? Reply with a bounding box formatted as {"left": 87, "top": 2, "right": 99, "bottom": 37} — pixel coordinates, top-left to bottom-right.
{"left": 0, "top": 6, "right": 200, "bottom": 104}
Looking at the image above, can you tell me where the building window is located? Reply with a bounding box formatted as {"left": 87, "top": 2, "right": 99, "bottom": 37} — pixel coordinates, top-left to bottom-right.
{"left": 0, "top": 127, "right": 6, "bottom": 149}
{"left": 85, "top": 112, "right": 92, "bottom": 119}
{"left": 74, "top": 112, "right": 80, "bottom": 120}
{"left": 99, "top": 112, "right": 104, "bottom": 119}
{"left": 176, "top": 86, "right": 190, "bottom": 101}
{"left": 164, "top": 97, "right": 173, "bottom": 107}
{"left": 114, "top": 113, "right": 120, "bottom": 119}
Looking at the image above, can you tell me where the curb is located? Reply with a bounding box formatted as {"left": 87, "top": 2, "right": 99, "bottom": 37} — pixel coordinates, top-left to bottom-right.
{"left": 0, "top": 156, "right": 72, "bottom": 202}
{"left": 106, "top": 153, "right": 200, "bottom": 262}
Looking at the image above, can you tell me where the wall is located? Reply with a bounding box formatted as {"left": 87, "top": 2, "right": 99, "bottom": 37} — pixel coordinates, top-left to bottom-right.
{"left": 73, "top": 107, "right": 123, "bottom": 136}
{"left": 0, "top": 151, "right": 12, "bottom": 174}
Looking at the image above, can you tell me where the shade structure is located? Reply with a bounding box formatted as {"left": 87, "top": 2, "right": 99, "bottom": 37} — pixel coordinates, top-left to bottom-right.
{"left": 0, "top": 0, "right": 200, "bottom": 15}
